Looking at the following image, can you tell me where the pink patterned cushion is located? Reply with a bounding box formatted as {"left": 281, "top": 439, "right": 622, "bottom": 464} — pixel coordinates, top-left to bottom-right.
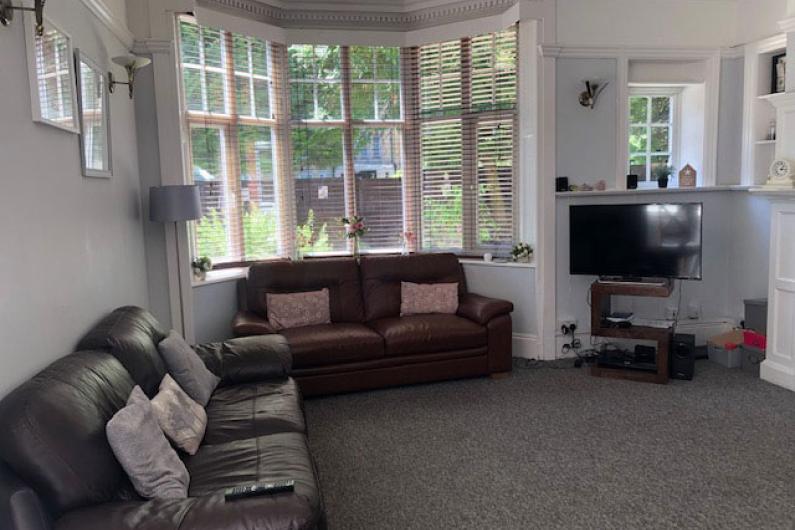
{"left": 266, "top": 288, "right": 331, "bottom": 330}
{"left": 400, "top": 282, "right": 459, "bottom": 316}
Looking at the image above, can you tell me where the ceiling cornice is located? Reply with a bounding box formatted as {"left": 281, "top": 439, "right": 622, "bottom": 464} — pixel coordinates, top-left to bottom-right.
{"left": 195, "top": 0, "right": 522, "bottom": 31}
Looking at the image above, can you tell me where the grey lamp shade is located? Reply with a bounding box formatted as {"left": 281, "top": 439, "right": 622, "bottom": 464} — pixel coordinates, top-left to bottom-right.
{"left": 149, "top": 185, "right": 202, "bottom": 222}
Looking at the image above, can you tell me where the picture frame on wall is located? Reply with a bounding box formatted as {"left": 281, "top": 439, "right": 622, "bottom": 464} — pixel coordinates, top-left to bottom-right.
{"left": 772, "top": 53, "right": 787, "bottom": 94}
{"left": 23, "top": 12, "right": 80, "bottom": 133}
{"left": 75, "top": 49, "right": 113, "bottom": 178}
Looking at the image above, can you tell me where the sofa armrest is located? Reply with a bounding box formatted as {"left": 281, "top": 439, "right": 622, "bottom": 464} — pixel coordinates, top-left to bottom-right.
{"left": 194, "top": 335, "right": 292, "bottom": 385}
{"left": 458, "top": 293, "right": 514, "bottom": 325}
{"left": 0, "top": 463, "right": 51, "bottom": 530}
{"left": 232, "top": 310, "right": 275, "bottom": 337}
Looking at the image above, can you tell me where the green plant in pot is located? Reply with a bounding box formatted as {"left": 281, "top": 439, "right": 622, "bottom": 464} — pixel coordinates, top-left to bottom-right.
{"left": 652, "top": 165, "right": 674, "bottom": 188}
{"left": 191, "top": 256, "right": 212, "bottom": 281}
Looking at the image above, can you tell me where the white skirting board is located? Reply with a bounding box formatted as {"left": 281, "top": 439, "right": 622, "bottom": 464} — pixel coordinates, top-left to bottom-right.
{"left": 512, "top": 333, "right": 541, "bottom": 360}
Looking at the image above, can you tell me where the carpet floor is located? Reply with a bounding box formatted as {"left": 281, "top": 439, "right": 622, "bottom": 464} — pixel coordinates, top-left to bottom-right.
{"left": 303, "top": 360, "right": 795, "bottom": 529}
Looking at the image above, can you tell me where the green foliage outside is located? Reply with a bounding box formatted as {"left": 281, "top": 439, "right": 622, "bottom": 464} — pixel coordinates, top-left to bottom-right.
{"left": 296, "top": 210, "right": 331, "bottom": 255}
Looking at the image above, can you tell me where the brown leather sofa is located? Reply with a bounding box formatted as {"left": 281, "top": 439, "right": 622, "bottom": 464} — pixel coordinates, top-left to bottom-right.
{"left": 0, "top": 306, "right": 325, "bottom": 530}
{"left": 232, "top": 253, "right": 514, "bottom": 396}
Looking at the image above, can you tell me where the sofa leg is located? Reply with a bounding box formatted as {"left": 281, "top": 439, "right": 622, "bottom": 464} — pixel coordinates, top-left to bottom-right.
{"left": 489, "top": 371, "right": 511, "bottom": 380}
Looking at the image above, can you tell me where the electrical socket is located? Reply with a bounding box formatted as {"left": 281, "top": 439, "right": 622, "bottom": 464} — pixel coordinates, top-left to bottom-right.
{"left": 559, "top": 319, "right": 577, "bottom": 336}
{"left": 665, "top": 306, "right": 678, "bottom": 320}
{"left": 687, "top": 301, "right": 701, "bottom": 320}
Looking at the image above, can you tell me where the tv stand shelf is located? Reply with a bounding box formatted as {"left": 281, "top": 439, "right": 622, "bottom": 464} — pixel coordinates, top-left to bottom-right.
{"left": 590, "top": 280, "right": 673, "bottom": 384}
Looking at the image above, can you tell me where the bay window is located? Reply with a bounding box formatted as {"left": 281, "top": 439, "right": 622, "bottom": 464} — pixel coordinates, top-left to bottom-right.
{"left": 177, "top": 16, "right": 518, "bottom": 263}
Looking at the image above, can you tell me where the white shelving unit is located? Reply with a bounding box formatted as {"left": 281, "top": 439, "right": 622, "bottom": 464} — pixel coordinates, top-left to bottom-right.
{"left": 741, "top": 35, "right": 787, "bottom": 186}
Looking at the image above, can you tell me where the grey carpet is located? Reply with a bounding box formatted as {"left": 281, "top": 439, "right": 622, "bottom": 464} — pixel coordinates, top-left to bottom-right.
{"left": 304, "top": 360, "right": 795, "bottom": 529}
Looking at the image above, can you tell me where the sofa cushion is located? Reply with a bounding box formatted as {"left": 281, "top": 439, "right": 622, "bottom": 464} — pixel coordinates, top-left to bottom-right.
{"left": 246, "top": 258, "right": 365, "bottom": 323}
{"left": 369, "top": 314, "right": 487, "bottom": 356}
{"left": 0, "top": 351, "right": 138, "bottom": 515}
{"left": 400, "top": 281, "right": 459, "bottom": 316}
{"left": 266, "top": 288, "right": 331, "bottom": 330}
{"left": 360, "top": 253, "right": 467, "bottom": 321}
{"left": 158, "top": 330, "right": 220, "bottom": 407}
{"left": 281, "top": 323, "right": 384, "bottom": 369}
{"left": 106, "top": 387, "right": 189, "bottom": 499}
{"left": 152, "top": 375, "right": 207, "bottom": 455}
{"left": 77, "top": 306, "right": 168, "bottom": 397}
{"left": 203, "top": 378, "right": 306, "bottom": 445}
{"left": 183, "top": 433, "right": 324, "bottom": 529}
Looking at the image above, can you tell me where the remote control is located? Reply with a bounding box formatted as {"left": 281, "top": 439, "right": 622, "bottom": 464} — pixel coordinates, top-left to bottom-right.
{"left": 224, "top": 480, "right": 295, "bottom": 501}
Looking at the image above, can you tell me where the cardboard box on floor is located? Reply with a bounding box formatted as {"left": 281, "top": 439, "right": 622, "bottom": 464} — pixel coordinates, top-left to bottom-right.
{"left": 708, "top": 330, "right": 744, "bottom": 350}
{"left": 708, "top": 330, "right": 745, "bottom": 368}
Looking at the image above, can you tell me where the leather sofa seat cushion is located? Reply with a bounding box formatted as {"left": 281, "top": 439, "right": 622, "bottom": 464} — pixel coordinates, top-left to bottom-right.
{"left": 203, "top": 378, "right": 306, "bottom": 445}
{"left": 369, "top": 314, "right": 487, "bottom": 356}
{"left": 77, "top": 306, "right": 168, "bottom": 397}
{"left": 281, "top": 323, "right": 384, "bottom": 369}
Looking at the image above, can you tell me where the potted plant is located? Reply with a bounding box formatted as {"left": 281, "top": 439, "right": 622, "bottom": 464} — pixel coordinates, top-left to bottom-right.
{"left": 340, "top": 215, "right": 367, "bottom": 261}
{"left": 191, "top": 256, "right": 212, "bottom": 281}
{"left": 652, "top": 165, "right": 674, "bottom": 188}
{"left": 511, "top": 242, "right": 534, "bottom": 263}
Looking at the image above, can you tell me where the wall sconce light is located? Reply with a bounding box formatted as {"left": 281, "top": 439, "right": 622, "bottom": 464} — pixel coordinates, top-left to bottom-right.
{"left": 0, "top": 0, "right": 45, "bottom": 36}
{"left": 108, "top": 54, "right": 152, "bottom": 99}
{"left": 578, "top": 80, "right": 609, "bottom": 110}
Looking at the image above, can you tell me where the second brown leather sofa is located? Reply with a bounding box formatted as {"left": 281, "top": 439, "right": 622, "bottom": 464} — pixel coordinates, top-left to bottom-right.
{"left": 232, "top": 253, "right": 514, "bottom": 396}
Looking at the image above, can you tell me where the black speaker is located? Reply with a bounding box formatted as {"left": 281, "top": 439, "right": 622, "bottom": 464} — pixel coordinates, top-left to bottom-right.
{"left": 670, "top": 333, "right": 695, "bottom": 380}
{"left": 626, "top": 174, "right": 638, "bottom": 189}
{"left": 556, "top": 176, "right": 569, "bottom": 192}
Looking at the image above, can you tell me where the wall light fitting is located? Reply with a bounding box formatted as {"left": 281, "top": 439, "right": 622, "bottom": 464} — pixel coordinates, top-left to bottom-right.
{"left": 108, "top": 54, "right": 151, "bottom": 99}
{"left": 578, "top": 80, "right": 609, "bottom": 110}
{"left": 0, "top": 0, "right": 45, "bottom": 36}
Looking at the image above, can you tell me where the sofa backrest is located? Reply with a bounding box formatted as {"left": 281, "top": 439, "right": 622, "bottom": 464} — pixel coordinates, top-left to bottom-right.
{"left": 0, "top": 351, "right": 138, "bottom": 517}
{"left": 77, "top": 306, "right": 167, "bottom": 397}
{"left": 360, "top": 253, "right": 467, "bottom": 321}
{"left": 245, "top": 258, "right": 365, "bottom": 323}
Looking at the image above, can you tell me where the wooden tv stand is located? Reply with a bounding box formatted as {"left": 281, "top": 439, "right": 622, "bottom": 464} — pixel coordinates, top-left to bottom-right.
{"left": 589, "top": 279, "right": 673, "bottom": 384}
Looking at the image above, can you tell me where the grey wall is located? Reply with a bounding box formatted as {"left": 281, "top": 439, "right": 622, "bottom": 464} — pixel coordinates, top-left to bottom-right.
{"left": 0, "top": 3, "right": 149, "bottom": 396}
{"left": 194, "top": 280, "right": 238, "bottom": 343}
{"left": 717, "top": 57, "right": 744, "bottom": 185}
{"left": 556, "top": 58, "right": 617, "bottom": 188}
{"left": 727, "top": 194, "right": 771, "bottom": 319}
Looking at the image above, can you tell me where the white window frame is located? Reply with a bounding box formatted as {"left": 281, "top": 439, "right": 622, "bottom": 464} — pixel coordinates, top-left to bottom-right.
{"left": 23, "top": 14, "right": 79, "bottom": 133}
{"left": 628, "top": 86, "right": 682, "bottom": 185}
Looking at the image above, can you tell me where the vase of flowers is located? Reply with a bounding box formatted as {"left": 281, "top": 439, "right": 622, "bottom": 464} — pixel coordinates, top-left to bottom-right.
{"left": 341, "top": 215, "right": 367, "bottom": 261}
{"left": 400, "top": 231, "right": 415, "bottom": 255}
{"left": 191, "top": 256, "right": 212, "bottom": 281}
{"left": 511, "top": 242, "right": 533, "bottom": 263}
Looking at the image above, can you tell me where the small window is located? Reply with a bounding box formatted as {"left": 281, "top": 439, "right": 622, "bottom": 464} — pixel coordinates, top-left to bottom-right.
{"left": 75, "top": 50, "right": 112, "bottom": 177}
{"left": 628, "top": 90, "right": 678, "bottom": 183}
{"left": 24, "top": 15, "right": 79, "bottom": 133}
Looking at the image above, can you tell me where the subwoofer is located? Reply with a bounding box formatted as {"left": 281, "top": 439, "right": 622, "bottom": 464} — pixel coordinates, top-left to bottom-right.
{"left": 670, "top": 333, "right": 695, "bottom": 380}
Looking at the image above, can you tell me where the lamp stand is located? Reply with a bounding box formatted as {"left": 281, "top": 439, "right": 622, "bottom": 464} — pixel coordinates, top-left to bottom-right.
{"left": 174, "top": 220, "right": 187, "bottom": 335}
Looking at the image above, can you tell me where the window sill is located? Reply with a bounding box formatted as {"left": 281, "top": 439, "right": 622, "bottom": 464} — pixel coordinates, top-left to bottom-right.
{"left": 459, "top": 258, "right": 535, "bottom": 269}
{"left": 555, "top": 185, "right": 751, "bottom": 198}
{"left": 192, "top": 267, "right": 248, "bottom": 287}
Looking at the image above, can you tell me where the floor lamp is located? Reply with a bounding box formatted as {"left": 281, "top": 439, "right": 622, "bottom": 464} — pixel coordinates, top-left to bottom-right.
{"left": 149, "top": 185, "right": 202, "bottom": 336}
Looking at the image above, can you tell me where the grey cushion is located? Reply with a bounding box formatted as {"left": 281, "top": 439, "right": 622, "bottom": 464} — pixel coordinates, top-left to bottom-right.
{"left": 151, "top": 375, "right": 207, "bottom": 455}
{"left": 158, "top": 330, "right": 220, "bottom": 406}
{"left": 106, "top": 386, "right": 189, "bottom": 499}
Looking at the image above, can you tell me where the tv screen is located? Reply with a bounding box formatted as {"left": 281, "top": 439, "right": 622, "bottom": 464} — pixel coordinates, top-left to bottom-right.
{"left": 569, "top": 203, "right": 703, "bottom": 279}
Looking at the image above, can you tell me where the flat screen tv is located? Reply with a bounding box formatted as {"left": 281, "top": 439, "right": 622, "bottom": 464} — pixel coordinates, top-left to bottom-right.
{"left": 569, "top": 203, "right": 702, "bottom": 280}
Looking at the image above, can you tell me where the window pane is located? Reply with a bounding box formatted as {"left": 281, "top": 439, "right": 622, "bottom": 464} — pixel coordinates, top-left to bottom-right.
{"left": 353, "top": 127, "right": 403, "bottom": 251}
{"left": 35, "top": 26, "right": 75, "bottom": 125}
{"left": 251, "top": 41, "right": 268, "bottom": 77}
{"left": 651, "top": 97, "right": 671, "bottom": 123}
{"left": 288, "top": 45, "right": 314, "bottom": 78}
{"left": 651, "top": 126, "right": 670, "bottom": 153}
{"left": 179, "top": 22, "right": 201, "bottom": 64}
{"left": 183, "top": 68, "right": 203, "bottom": 111}
{"left": 206, "top": 71, "right": 226, "bottom": 114}
{"left": 375, "top": 47, "right": 400, "bottom": 80}
{"left": 349, "top": 46, "right": 374, "bottom": 80}
{"left": 377, "top": 83, "right": 401, "bottom": 120}
{"left": 232, "top": 35, "right": 249, "bottom": 71}
{"left": 191, "top": 127, "right": 231, "bottom": 261}
{"left": 253, "top": 78, "right": 270, "bottom": 118}
{"left": 235, "top": 76, "right": 251, "bottom": 116}
{"left": 471, "top": 28, "right": 517, "bottom": 111}
{"left": 238, "top": 125, "right": 279, "bottom": 260}
{"left": 202, "top": 28, "right": 224, "bottom": 68}
{"left": 629, "top": 154, "right": 647, "bottom": 181}
{"left": 477, "top": 119, "right": 513, "bottom": 251}
{"left": 79, "top": 61, "right": 108, "bottom": 171}
{"left": 629, "top": 126, "right": 648, "bottom": 153}
{"left": 292, "top": 128, "right": 346, "bottom": 253}
{"left": 419, "top": 40, "right": 461, "bottom": 116}
{"left": 290, "top": 82, "right": 314, "bottom": 119}
{"left": 317, "top": 83, "right": 341, "bottom": 119}
{"left": 629, "top": 96, "right": 647, "bottom": 124}
{"left": 315, "top": 45, "right": 340, "bottom": 79}
{"left": 351, "top": 83, "right": 375, "bottom": 119}
{"left": 421, "top": 120, "right": 463, "bottom": 250}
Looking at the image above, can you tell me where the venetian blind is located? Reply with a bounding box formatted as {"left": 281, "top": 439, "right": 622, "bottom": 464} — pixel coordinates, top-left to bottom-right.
{"left": 33, "top": 24, "right": 77, "bottom": 129}
{"left": 177, "top": 17, "right": 293, "bottom": 264}
{"left": 405, "top": 26, "right": 518, "bottom": 254}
